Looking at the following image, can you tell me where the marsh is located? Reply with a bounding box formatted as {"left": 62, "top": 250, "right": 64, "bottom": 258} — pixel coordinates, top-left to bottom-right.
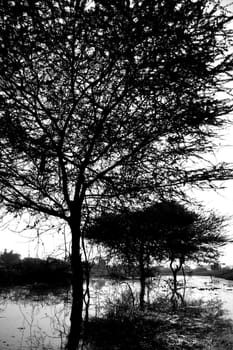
{"left": 0, "top": 276, "right": 232, "bottom": 349}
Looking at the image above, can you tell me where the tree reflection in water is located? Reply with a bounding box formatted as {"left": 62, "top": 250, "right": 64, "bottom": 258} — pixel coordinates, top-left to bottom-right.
{"left": 0, "top": 277, "right": 232, "bottom": 349}
{"left": 0, "top": 283, "right": 107, "bottom": 350}
{"left": 0, "top": 286, "right": 72, "bottom": 350}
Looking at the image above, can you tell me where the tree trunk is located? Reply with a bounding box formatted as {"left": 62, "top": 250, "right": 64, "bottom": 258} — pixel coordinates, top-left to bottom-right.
{"left": 182, "top": 266, "right": 187, "bottom": 300}
{"left": 83, "top": 260, "right": 91, "bottom": 324}
{"left": 66, "top": 214, "right": 84, "bottom": 350}
{"left": 170, "top": 262, "right": 178, "bottom": 310}
{"left": 170, "top": 259, "right": 184, "bottom": 310}
{"left": 82, "top": 232, "right": 91, "bottom": 324}
{"left": 172, "top": 268, "right": 178, "bottom": 295}
{"left": 139, "top": 250, "right": 145, "bottom": 310}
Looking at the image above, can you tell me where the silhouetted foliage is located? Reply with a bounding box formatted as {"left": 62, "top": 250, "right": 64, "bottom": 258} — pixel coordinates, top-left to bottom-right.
{"left": 0, "top": 249, "right": 21, "bottom": 268}
{"left": 85, "top": 296, "right": 233, "bottom": 350}
{"left": 0, "top": 1, "right": 233, "bottom": 347}
{"left": 154, "top": 201, "right": 227, "bottom": 305}
{"left": 86, "top": 201, "right": 227, "bottom": 308}
{"left": 0, "top": 253, "right": 71, "bottom": 285}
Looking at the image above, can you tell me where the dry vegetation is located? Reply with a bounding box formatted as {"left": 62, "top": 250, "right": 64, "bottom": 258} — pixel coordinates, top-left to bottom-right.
{"left": 84, "top": 295, "right": 233, "bottom": 350}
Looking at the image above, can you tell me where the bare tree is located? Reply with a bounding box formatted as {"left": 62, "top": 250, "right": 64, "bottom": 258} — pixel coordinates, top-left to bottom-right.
{"left": 0, "top": 1, "right": 233, "bottom": 348}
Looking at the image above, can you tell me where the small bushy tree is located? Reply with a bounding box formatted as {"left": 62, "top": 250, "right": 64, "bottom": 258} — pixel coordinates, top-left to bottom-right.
{"left": 154, "top": 202, "right": 226, "bottom": 303}
{"left": 87, "top": 201, "right": 227, "bottom": 309}
{"left": 86, "top": 207, "right": 161, "bottom": 309}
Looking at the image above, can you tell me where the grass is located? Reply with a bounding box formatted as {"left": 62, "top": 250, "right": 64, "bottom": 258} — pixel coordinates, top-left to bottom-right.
{"left": 84, "top": 293, "right": 233, "bottom": 350}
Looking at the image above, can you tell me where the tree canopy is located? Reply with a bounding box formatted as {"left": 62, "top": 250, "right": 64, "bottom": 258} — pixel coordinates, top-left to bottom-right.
{"left": 87, "top": 201, "right": 226, "bottom": 267}
{"left": 152, "top": 201, "right": 226, "bottom": 264}
{"left": 0, "top": 0, "right": 232, "bottom": 221}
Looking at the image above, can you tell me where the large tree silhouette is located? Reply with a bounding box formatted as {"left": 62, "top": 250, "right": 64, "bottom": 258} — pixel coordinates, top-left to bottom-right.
{"left": 0, "top": 1, "right": 233, "bottom": 348}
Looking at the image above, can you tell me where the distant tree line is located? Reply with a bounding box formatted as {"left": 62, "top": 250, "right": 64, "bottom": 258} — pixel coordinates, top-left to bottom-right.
{"left": 0, "top": 251, "right": 71, "bottom": 285}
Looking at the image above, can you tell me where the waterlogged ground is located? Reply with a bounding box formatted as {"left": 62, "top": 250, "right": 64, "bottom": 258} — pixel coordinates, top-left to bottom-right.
{"left": 0, "top": 276, "right": 233, "bottom": 349}
{"left": 92, "top": 276, "right": 233, "bottom": 319}
{"left": 0, "top": 287, "right": 71, "bottom": 349}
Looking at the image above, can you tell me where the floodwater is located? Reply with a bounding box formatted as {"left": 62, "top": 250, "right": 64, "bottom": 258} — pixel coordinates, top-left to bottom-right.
{"left": 0, "top": 276, "right": 233, "bottom": 349}
{"left": 0, "top": 287, "right": 71, "bottom": 349}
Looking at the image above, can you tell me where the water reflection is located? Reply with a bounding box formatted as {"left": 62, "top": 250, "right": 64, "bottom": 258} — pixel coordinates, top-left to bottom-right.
{"left": 0, "top": 287, "right": 71, "bottom": 350}
{"left": 89, "top": 276, "right": 233, "bottom": 319}
{"left": 0, "top": 276, "right": 232, "bottom": 349}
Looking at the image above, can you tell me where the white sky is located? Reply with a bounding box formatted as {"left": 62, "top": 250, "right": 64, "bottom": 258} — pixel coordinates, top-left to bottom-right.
{"left": 0, "top": 214, "right": 68, "bottom": 259}
{"left": 188, "top": 122, "right": 233, "bottom": 266}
